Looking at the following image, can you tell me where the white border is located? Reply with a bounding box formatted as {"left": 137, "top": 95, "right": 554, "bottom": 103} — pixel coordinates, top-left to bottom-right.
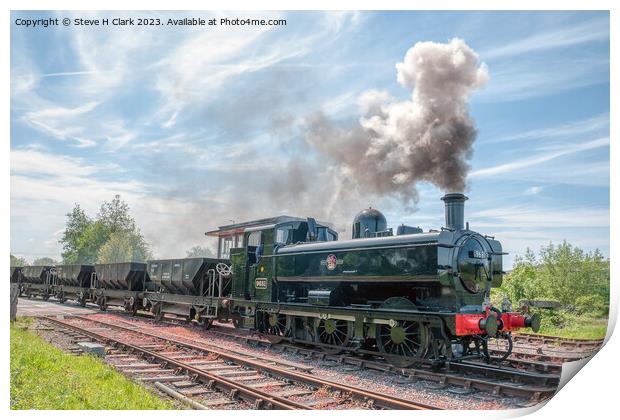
{"left": 3, "top": 2, "right": 617, "bottom": 420}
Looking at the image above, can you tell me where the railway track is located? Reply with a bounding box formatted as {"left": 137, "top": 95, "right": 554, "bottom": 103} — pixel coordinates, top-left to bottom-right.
{"left": 21, "top": 298, "right": 584, "bottom": 405}
{"left": 126, "top": 310, "right": 566, "bottom": 374}
{"left": 41, "top": 315, "right": 440, "bottom": 410}
{"left": 78, "top": 312, "right": 558, "bottom": 403}
{"left": 511, "top": 332, "right": 604, "bottom": 349}
{"left": 488, "top": 336, "right": 602, "bottom": 364}
{"left": 205, "top": 322, "right": 566, "bottom": 374}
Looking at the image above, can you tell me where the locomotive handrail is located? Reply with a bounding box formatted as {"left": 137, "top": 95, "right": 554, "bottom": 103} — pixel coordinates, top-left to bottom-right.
{"left": 271, "top": 241, "right": 440, "bottom": 257}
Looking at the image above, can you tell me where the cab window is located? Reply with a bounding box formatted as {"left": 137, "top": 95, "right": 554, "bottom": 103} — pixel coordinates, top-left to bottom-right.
{"left": 220, "top": 236, "right": 234, "bottom": 259}
{"left": 247, "top": 231, "right": 262, "bottom": 247}
{"left": 276, "top": 227, "right": 293, "bottom": 244}
{"left": 317, "top": 227, "right": 337, "bottom": 242}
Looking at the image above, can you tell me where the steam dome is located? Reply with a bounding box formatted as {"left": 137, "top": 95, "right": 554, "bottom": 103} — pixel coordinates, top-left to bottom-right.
{"left": 352, "top": 207, "right": 387, "bottom": 239}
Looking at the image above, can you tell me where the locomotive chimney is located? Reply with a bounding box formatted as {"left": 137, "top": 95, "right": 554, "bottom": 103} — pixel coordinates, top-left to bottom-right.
{"left": 441, "top": 193, "right": 468, "bottom": 231}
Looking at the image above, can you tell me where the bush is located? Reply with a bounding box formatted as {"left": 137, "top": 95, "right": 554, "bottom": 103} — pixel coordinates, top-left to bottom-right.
{"left": 493, "top": 241, "right": 609, "bottom": 339}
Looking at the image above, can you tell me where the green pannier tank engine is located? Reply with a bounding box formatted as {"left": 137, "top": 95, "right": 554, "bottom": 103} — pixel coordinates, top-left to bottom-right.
{"left": 14, "top": 194, "right": 540, "bottom": 368}
{"left": 221, "top": 194, "right": 540, "bottom": 366}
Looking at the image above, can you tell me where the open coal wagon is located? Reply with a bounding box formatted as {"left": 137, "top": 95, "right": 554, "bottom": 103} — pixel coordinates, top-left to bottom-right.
{"left": 54, "top": 264, "right": 94, "bottom": 306}
{"left": 92, "top": 262, "right": 148, "bottom": 314}
{"left": 143, "top": 257, "right": 232, "bottom": 326}
{"left": 19, "top": 265, "right": 55, "bottom": 300}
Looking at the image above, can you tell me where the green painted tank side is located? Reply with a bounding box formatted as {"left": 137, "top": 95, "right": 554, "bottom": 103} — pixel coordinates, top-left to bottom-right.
{"left": 275, "top": 245, "right": 438, "bottom": 281}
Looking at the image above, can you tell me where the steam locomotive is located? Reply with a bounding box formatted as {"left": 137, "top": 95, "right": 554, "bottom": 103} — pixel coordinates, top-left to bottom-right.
{"left": 10, "top": 193, "right": 540, "bottom": 366}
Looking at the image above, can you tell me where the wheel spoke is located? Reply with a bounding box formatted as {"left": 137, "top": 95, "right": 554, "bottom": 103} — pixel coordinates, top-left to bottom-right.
{"left": 405, "top": 337, "right": 420, "bottom": 347}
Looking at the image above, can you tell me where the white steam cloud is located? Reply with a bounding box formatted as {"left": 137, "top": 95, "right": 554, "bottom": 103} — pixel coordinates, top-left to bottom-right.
{"left": 305, "top": 38, "right": 488, "bottom": 208}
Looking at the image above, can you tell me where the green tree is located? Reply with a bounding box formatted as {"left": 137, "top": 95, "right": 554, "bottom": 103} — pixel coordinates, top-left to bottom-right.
{"left": 10, "top": 254, "right": 28, "bottom": 267}
{"left": 97, "top": 230, "right": 152, "bottom": 263}
{"left": 58, "top": 195, "right": 152, "bottom": 264}
{"left": 98, "top": 195, "right": 136, "bottom": 233}
{"left": 75, "top": 220, "right": 114, "bottom": 264}
{"left": 32, "top": 257, "right": 58, "bottom": 266}
{"left": 60, "top": 204, "right": 93, "bottom": 264}
{"left": 496, "top": 241, "right": 609, "bottom": 316}
{"left": 185, "top": 246, "right": 215, "bottom": 258}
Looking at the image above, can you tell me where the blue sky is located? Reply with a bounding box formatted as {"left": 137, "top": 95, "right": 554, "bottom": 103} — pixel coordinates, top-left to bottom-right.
{"left": 10, "top": 11, "right": 609, "bottom": 267}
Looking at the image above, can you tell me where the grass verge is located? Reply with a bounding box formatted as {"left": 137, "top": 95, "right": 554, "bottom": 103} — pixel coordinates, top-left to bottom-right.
{"left": 10, "top": 320, "right": 173, "bottom": 409}
{"left": 537, "top": 313, "right": 608, "bottom": 340}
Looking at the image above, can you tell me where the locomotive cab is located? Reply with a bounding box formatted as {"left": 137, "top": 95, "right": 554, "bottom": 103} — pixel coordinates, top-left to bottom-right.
{"left": 207, "top": 216, "right": 337, "bottom": 305}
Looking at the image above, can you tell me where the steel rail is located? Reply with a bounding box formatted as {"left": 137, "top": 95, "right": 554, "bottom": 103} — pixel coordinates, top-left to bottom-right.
{"left": 83, "top": 313, "right": 558, "bottom": 400}
{"left": 43, "top": 316, "right": 312, "bottom": 410}
{"left": 177, "top": 321, "right": 562, "bottom": 389}
{"left": 69, "top": 315, "right": 439, "bottom": 410}
{"left": 511, "top": 332, "right": 604, "bottom": 347}
{"left": 226, "top": 324, "right": 563, "bottom": 372}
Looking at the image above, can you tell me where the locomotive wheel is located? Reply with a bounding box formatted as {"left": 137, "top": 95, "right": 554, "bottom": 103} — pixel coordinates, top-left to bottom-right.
{"left": 375, "top": 320, "right": 428, "bottom": 367}
{"left": 259, "top": 312, "right": 289, "bottom": 344}
{"left": 42, "top": 293, "right": 50, "bottom": 301}
{"left": 316, "top": 319, "right": 351, "bottom": 355}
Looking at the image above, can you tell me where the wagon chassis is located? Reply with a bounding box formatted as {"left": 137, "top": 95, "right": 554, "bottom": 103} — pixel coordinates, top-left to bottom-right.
{"left": 19, "top": 282, "right": 52, "bottom": 300}
{"left": 53, "top": 285, "right": 90, "bottom": 306}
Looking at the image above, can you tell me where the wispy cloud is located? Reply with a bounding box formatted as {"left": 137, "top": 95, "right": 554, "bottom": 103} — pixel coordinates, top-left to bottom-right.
{"left": 11, "top": 147, "right": 117, "bottom": 178}
{"left": 483, "top": 113, "right": 609, "bottom": 144}
{"left": 470, "top": 205, "right": 609, "bottom": 229}
{"left": 102, "top": 120, "right": 138, "bottom": 151}
{"left": 25, "top": 101, "right": 99, "bottom": 120}
{"left": 68, "top": 12, "right": 154, "bottom": 95}
{"left": 154, "top": 11, "right": 363, "bottom": 127}
{"left": 470, "top": 137, "right": 609, "bottom": 178}
{"left": 41, "top": 70, "right": 105, "bottom": 78}
{"left": 11, "top": 71, "right": 38, "bottom": 93}
{"left": 320, "top": 90, "right": 359, "bottom": 118}
{"left": 524, "top": 186, "right": 543, "bottom": 195}
{"left": 476, "top": 56, "right": 609, "bottom": 102}
{"left": 482, "top": 16, "right": 609, "bottom": 59}
{"left": 21, "top": 101, "right": 100, "bottom": 145}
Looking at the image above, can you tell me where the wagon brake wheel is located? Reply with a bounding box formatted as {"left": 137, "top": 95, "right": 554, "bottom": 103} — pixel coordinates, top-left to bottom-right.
{"left": 216, "top": 263, "right": 232, "bottom": 276}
